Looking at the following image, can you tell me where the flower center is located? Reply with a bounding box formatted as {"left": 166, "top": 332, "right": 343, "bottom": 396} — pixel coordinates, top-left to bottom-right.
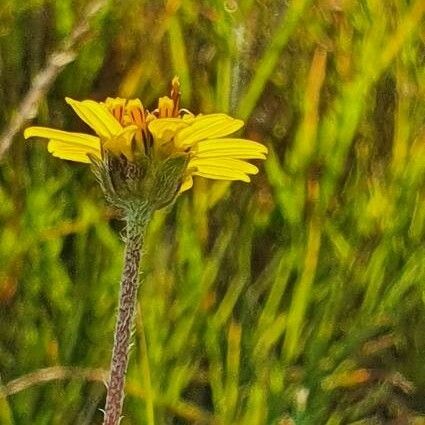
{"left": 103, "top": 78, "right": 194, "bottom": 159}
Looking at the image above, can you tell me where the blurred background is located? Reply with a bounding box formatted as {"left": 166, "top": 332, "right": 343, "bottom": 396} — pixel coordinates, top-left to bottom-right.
{"left": 0, "top": 0, "right": 425, "bottom": 424}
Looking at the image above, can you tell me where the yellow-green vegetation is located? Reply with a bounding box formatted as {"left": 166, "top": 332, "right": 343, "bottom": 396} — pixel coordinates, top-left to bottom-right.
{"left": 0, "top": 0, "right": 424, "bottom": 424}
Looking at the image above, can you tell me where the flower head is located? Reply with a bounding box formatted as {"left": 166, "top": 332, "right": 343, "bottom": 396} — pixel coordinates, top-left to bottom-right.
{"left": 24, "top": 78, "right": 267, "bottom": 210}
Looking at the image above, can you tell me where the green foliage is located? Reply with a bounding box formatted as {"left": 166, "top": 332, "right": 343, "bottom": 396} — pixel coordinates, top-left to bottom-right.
{"left": 0, "top": 0, "right": 424, "bottom": 424}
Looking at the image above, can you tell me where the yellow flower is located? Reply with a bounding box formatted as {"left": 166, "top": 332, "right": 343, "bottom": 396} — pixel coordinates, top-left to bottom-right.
{"left": 24, "top": 78, "right": 267, "bottom": 193}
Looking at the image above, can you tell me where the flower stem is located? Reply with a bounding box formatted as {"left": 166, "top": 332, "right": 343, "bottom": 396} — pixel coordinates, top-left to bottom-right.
{"left": 103, "top": 204, "right": 152, "bottom": 425}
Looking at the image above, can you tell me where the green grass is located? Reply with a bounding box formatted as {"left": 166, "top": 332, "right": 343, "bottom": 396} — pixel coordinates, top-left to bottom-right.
{"left": 0, "top": 0, "right": 425, "bottom": 424}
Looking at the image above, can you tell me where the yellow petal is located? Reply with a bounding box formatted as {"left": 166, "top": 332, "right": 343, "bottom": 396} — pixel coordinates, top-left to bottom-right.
{"left": 174, "top": 114, "right": 244, "bottom": 148}
{"left": 188, "top": 158, "right": 258, "bottom": 182}
{"left": 126, "top": 99, "right": 145, "bottom": 127}
{"left": 105, "top": 97, "right": 127, "bottom": 122}
{"left": 179, "top": 175, "right": 193, "bottom": 192}
{"left": 24, "top": 126, "right": 101, "bottom": 163}
{"left": 193, "top": 168, "right": 251, "bottom": 182}
{"left": 47, "top": 141, "right": 98, "bottom": 163}
{"left": 103, "top": 125, "right": 138, "bottom": 160}
{"left": 195, "top": 151, "right": 266, "bottom": 159}
{"left": 148, "top": 118, "right": 191, "bottom": 144}
{"left": 157, "top": 96, "right": 175, "bottom": 118}
{"left": 24, "top": 126, "right": 100, "bottom": 148}
{"left": 193, "top": 138, "right": 268, "bottom": 159}
{"left": 189, "top": 158, "right": 259, "bottom": 175}
{"left": 65, "top": 97, "right": 122, "bottom": 138}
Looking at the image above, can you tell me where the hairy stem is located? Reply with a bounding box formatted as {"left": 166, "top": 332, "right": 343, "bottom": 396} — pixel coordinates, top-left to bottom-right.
{"left": 103, "top": 204, "right": 152, "bottom": 425}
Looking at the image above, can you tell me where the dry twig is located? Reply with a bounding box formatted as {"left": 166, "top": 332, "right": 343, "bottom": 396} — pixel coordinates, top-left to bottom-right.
{"left": 0, "top": 366, "right": 108, "bottom": 398}
{"left": 0, "top": 0, "right": 108, "bottom": 161}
